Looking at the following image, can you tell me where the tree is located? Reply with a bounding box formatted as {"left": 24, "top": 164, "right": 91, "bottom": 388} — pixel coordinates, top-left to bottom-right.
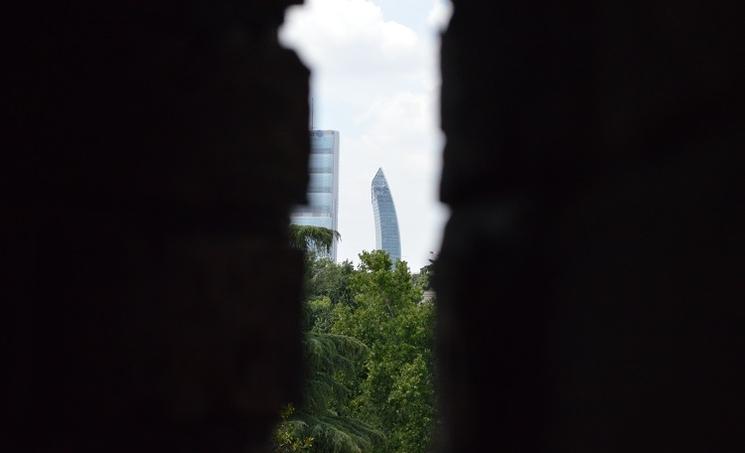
{"left": 276, "top": 311, "right": 384, "bottom": 453}
{"left": 289, "top": 224, "right": 340, "bottom": 257}
{"left": 307, "top": 259, "right": 356, "bottom": 308}
{"left": 331, "top": 250, "right": 436, "bottom": 453}
{"left": 288, "top": 332, "right": 384, "bottom": 452}
{"left": 412, "top": 252, "right": 437, "bottom": 291}
{"left": 277, "top": 226, "right": 383, "bottom": 453}
{"left": 276, "top": 234, "right": 436, "bottom": 452}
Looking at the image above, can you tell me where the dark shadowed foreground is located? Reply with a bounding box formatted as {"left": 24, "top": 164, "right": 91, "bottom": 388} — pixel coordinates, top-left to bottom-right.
{"left": 4, "top": 0, "right": 744, "bottom": 452}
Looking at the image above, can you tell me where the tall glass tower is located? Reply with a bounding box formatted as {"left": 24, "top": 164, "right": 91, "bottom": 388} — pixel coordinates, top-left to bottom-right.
{"left": 291, "top": 130, "right": 340, "bottom": 260}
{"left": 371, "top": 168, "right": 401, "bottom": 262}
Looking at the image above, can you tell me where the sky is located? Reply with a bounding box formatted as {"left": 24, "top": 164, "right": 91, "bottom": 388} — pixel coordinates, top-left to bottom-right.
{"left": 280, "top": 0, "right": 453, "bottom": 271}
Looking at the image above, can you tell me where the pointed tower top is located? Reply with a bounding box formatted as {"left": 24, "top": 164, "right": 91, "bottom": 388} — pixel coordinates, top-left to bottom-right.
{"left": 372, "top": 168, "right": 388, "bottom": 187}
{"left": 370, "top": 167, "right": 401, "bottom": 262}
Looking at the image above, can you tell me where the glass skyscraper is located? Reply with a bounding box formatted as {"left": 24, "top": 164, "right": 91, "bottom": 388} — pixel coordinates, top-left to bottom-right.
{"left": 291, "top": 130, "right": 340, "bottom": 260}
{"left": 371, "top": 168, "right": 401, "bottom": 262}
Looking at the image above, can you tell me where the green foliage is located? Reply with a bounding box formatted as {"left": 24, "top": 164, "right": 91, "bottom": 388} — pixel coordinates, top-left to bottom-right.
{"left": 277, "top": 331, "right": 384, "bottom": 453}
{"left": 330, "top": 251, "right": 436, "bottom": 453}
{"left": 307, "top": 259, "right": 356, "bottom": 307}
{"left": 411, "top": 265, "right": 433, "bottom": 292}
{"left": 288, "top": 413, "right": 384, "bottom": 453}
{"left": 289, "top": 225, "right": 341, "bottom": 256}
{"left": 305, "top": 296, "right": 334, "bottom": 333}
{"left": 274, "top": 404, "right": 315, "bottom": 452}
{"left": 302, "top": 332, "right": 367, "bottom": 412}
{"left": 274, "top": 249, "right": 436, "bottom": 453}
{"left": 412, "top": 253, "right": 436, "bottom": 291}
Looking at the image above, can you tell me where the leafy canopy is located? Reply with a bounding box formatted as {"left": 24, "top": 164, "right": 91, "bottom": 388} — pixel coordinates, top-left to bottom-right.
{"left": 274, "top": 243, "right": 436, "bottom": 453}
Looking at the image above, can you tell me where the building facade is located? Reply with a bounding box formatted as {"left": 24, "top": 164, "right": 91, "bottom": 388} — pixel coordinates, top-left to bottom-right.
{"left": 371, "top": 168, "right": 401, "bottom": 262}
{"left": 291, "top": 130, "right": 340, "bottom": 260}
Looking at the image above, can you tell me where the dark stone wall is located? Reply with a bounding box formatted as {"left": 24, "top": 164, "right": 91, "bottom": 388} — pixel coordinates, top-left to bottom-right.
{"left": 5, "top": 1, "right": 308, "bottom": 451}
{"left": 436, "top": 1, "right": 745, "bottom": 452}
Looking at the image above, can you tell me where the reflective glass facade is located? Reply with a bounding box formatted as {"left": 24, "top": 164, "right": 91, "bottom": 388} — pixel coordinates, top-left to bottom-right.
{"left": 371, "top": 168, "right": 401, "bottom": 262}
{"left": 291, "top": 130, "right": 340, "bottom": 260}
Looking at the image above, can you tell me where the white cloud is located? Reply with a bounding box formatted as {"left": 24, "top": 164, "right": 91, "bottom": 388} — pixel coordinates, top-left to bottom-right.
{"left": 426, "top": 0, "right": 453, "bottom": 31}
{"left": 279, "top": 0, "right": 449, "bottom": 270}
{"left": 281, "top": 0, "right": 424, "bottom": 79}
{"left": 358, "top": 92, "right": 431, "bottom": 146}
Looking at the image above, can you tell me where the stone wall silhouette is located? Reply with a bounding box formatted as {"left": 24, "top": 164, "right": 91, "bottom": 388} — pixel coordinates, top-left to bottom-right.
{"left": 5, "top": 1, "right": 308, "bottom": 451}
{"left": 436, "top": 1, "right": 745, "bottom": 451}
